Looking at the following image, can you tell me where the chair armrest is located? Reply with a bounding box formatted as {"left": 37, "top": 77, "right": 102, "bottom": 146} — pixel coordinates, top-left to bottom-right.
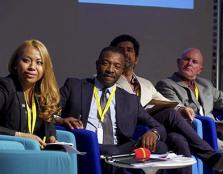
{"left": 192, "top": 118, "right": 203, "bottom": 138}
{"left": 0, "top": 135, "right": 40, "bottom": 150}
{"left": 0, "top": 140, "right": 25, "bottom": 150}
{"left": 0, "top": 150, "right": 73, "bottom": 174}
{"left": 56, "top": 129, "right": 77, "bottom": 174}
{"left": 195, "top": 115, "right": 218, "bottom": 151}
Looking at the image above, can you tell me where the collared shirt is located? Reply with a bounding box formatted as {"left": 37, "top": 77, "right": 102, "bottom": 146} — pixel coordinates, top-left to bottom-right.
{"left": 176, "top": 73, "right": 196, "bottom": 94}
{"left": 130, "top": 74, "right": 141, "bottom": 97}
{"left": 176, "top": 73, "right": 204, "bottom": 115}
{"left": 86, "top": 78, "right": 117, "bottom": 144}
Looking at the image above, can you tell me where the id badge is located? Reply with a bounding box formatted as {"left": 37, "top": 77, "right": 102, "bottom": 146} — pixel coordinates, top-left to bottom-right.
{"left": 97, "top": 127, "right": 103, "bottom": 144}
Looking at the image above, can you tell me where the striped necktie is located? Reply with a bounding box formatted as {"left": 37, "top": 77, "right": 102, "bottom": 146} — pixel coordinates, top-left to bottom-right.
{"left": 100, "top": 89, "right": 114, "bottom": 144}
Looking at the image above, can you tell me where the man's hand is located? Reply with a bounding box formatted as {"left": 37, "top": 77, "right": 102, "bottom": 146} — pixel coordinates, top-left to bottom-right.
{"left": 16, "top": 132, "right": 46, "bottom": 147}
{"left": 140, "top": 130, "right": 158, "bottom": 152}
{"left": 63, "top": 117, "right": 84, "bottom": 129}
{"left": 178, "top": 107, "right": 195, "bottom": 121}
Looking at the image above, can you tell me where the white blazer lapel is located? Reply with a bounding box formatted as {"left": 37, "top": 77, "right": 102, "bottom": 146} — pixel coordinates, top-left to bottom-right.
{"left": 136, "top": 76, "right": 152, "bottom": 107}
{"left": 117, "top": 75, "right": 134, "bottom": 94}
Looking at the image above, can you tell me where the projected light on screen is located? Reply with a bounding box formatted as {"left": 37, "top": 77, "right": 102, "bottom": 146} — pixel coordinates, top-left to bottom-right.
{"left": 78, "top": 0, "right": 194, "bottom": 9}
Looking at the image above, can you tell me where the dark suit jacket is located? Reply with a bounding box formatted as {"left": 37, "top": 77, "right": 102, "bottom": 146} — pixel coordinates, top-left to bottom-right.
{"left": 60, "top": 78, "right": 166, "bottom": 144}
{"left": 0, "top": 75, "right": 55, "bottom": 140}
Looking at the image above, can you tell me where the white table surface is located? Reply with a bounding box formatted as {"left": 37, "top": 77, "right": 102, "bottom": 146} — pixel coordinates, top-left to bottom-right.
{"left": 106, "top": 156, "right": 196, "bottom": 174}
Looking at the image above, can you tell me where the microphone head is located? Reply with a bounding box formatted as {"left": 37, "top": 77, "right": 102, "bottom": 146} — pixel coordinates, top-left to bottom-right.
{"left": 134, "top": 148, "right": 150, "bottom": 160}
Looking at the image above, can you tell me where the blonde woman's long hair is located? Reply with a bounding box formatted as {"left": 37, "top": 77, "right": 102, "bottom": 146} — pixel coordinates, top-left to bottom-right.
{"left": 8, "top": 39, "right": 61, "bottom": 121}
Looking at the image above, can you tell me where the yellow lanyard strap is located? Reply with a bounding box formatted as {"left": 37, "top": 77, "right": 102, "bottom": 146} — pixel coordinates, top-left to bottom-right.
{"left": 93, "top": 85, "right": 116, "bottom": 122}
{"left": 195, "top": 85, "right": 199, "bottom": 101}
{"left": 24, "top": 94, "right": 37, "bottom": 134}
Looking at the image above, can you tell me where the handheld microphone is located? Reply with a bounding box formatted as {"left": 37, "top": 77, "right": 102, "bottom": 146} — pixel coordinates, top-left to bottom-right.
{"left": 103, "top": 148, "right": 151, "bottom": 161}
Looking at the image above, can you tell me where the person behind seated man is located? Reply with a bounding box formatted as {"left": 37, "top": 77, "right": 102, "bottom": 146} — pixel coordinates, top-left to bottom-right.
{"left": 110, "top": 34, "right": 195, "bottom": 120}
{"left": 56, "top": 46, "right": 168, "bottom": 174}
{"left": 0, "top": 39, "right": 61, "bottom": 146}
{"left": 110, "top": 34, "right": 223, "bottom": 173}
{"left": 156, "top": 48, "right": 223, "bottom": 148}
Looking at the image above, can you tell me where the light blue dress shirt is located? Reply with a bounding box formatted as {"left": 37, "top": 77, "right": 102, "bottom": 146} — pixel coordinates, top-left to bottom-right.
{"left": 86, "top": 78, "right": 118, "bottom": 144}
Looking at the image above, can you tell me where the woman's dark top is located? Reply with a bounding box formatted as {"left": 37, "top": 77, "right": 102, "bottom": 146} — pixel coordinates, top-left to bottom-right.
{"left": 0, "top": 75, "right": 56, "bottom": 141}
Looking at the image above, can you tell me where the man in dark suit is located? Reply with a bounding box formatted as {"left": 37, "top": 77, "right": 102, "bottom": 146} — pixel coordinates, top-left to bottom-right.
{"left": 56, "top": 46, "right": 167, "bottom": 174}
{"left": 56, "top": 46, "right": 223, "bottom": 174}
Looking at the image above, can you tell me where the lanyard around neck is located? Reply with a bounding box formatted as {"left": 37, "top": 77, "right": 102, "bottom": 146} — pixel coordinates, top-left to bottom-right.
{"left": 195, "top": 85, "right": 199, "bottom": 101}
{"left": 24, "top": 93, "right": 37, "bottom": 134}
{"left": 93, "top": 85, "right": 116, "bottom": 122}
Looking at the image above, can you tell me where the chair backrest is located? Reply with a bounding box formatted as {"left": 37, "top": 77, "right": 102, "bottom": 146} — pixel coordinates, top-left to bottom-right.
{"left": 72, "top": 129, "right": 102, "bottom": 174}
{"left": 56, "top": 130, "right": 76, "bottom": 144}
{"left": 56, "top": 125, "right": 102, "bottom": 174}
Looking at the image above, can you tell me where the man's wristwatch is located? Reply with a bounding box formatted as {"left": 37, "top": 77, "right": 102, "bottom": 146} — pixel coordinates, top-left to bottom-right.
{"left": 151, "top": 129, "right": 160, "bottom": 140}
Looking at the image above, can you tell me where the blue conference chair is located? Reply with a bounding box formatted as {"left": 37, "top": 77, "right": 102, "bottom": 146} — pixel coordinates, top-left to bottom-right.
{"left": 191, "top": 118, "right": 203, "bottom": 174}
{"left": 56, "top": 125, "right": 101, "bottom": 174}
{"left": 195, "top": 109, "right": 223, "bottom": 174}
{"left": 0, "top": 130, "right": 77, "bottom": 174}
{"left": 196, "top": 108, "right": 223, "bottom": 151}
{"left": 195, "top": 115, "right": 218, "bottom": 151}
